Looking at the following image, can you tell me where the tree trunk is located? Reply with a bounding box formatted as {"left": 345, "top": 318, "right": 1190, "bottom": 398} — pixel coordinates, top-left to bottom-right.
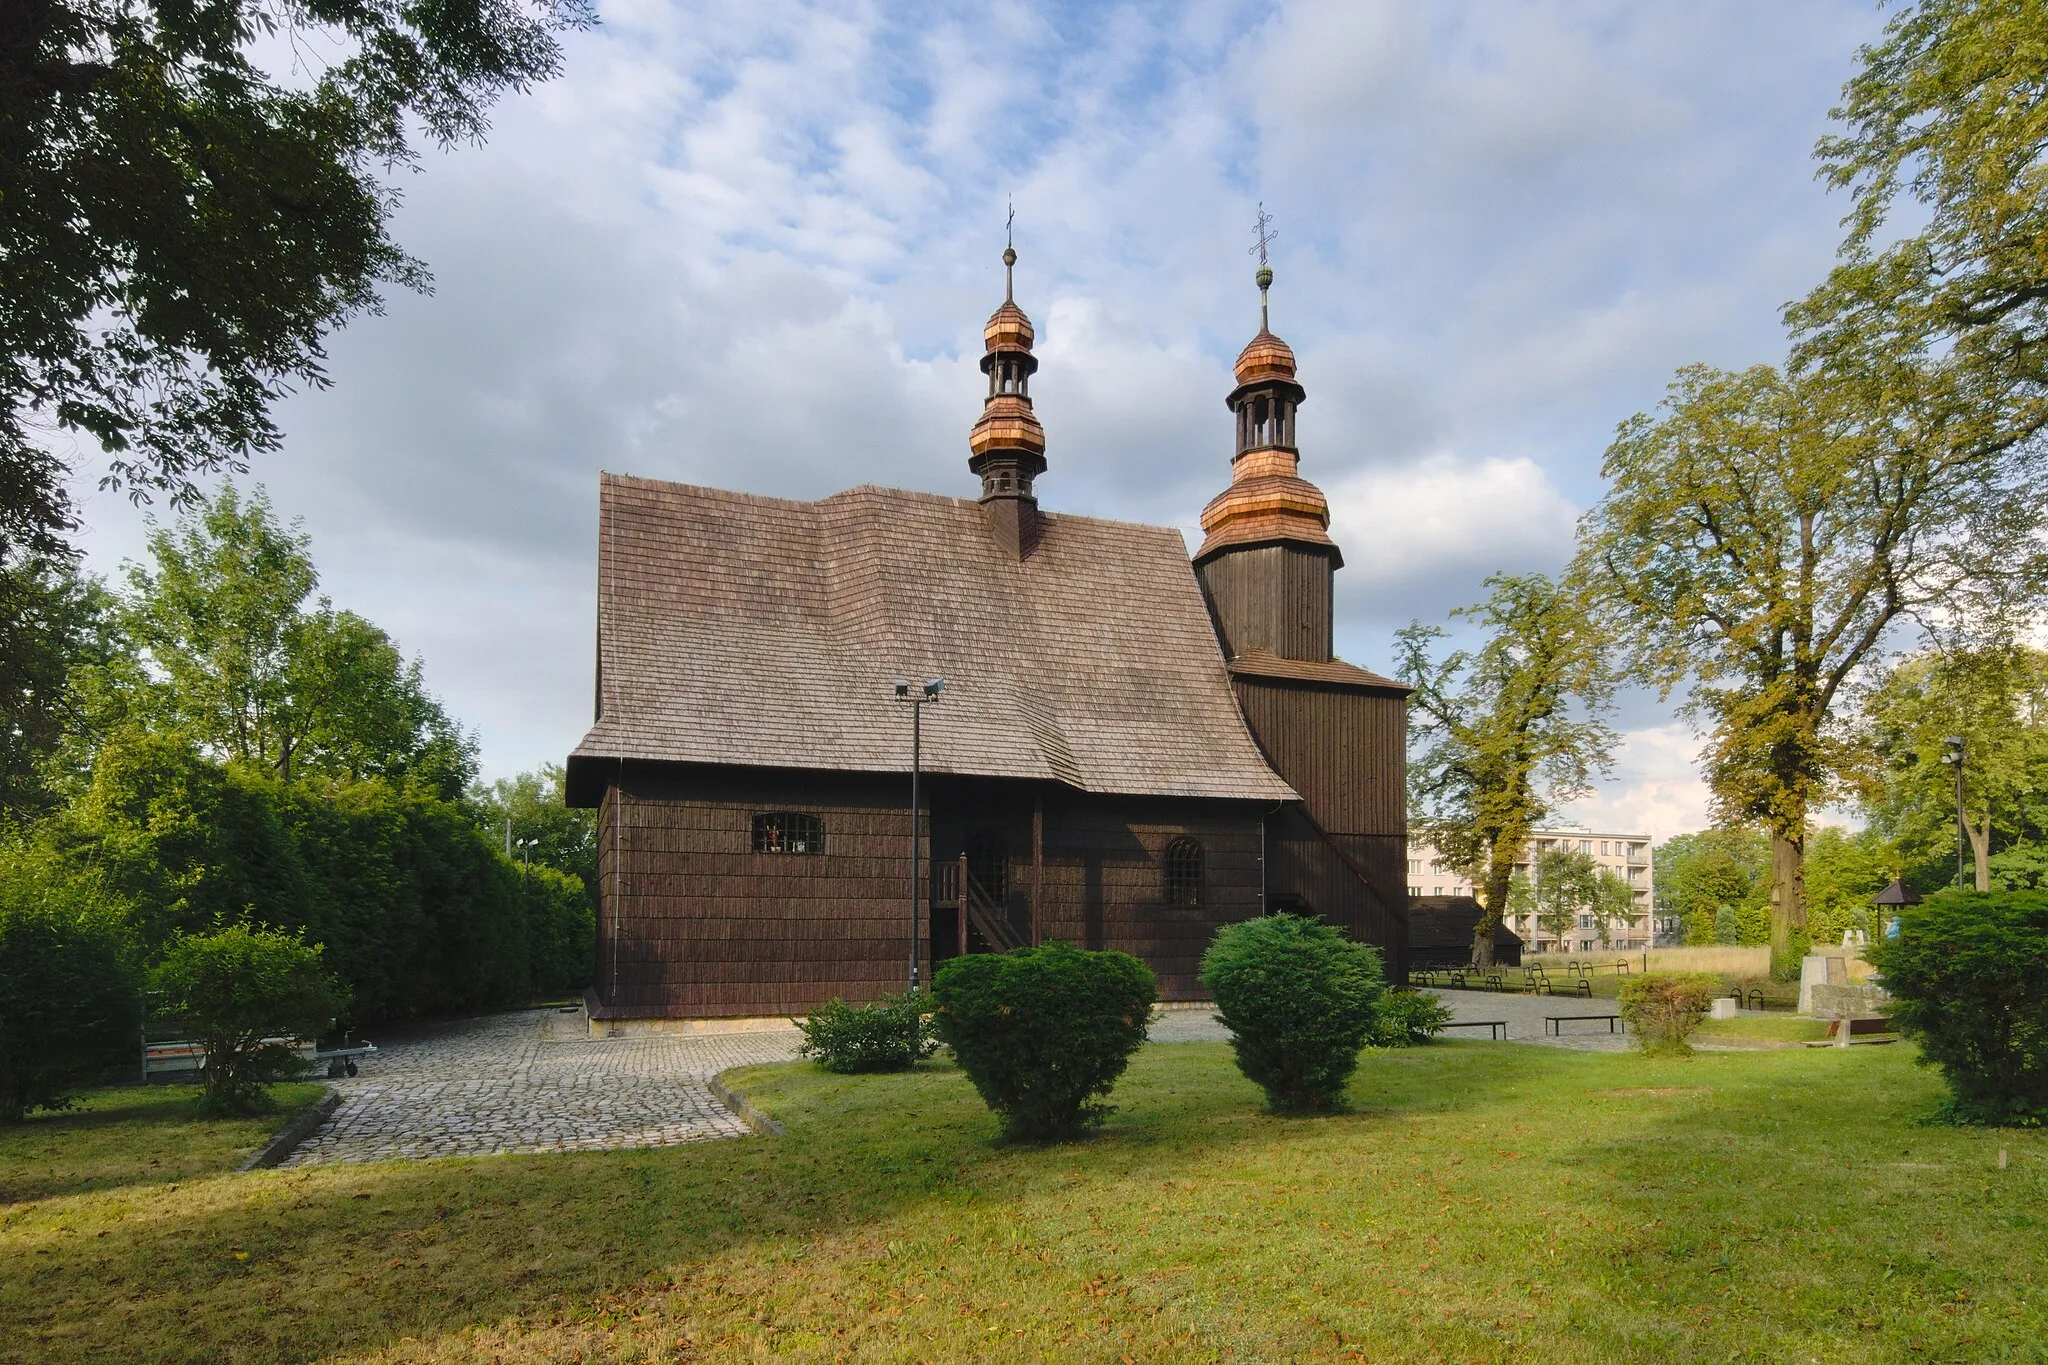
{"left": 1470, "top": 863, "right": 1511, "bottom": 970}
{"left": 1965, "top": 815, "right": 1991, "bottom": 892}
{"left": 1768, "top": 827, "right": 1807, "bottom": 970}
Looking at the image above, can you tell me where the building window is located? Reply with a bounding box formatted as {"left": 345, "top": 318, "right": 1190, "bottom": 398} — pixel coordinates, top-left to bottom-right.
{"left": 1599, "top": 841, "right": 1608, "bottom": 856}
{"left": 1163, "top": 837, "right": 1203, "bottom": 906}
{"left": 752, "top": 812, "right": 824, "bottom": 854}
{"left": 1408, "top": 886, "right": 1421, "bottom": 897}
{"left": 1433, "top": 886, "right": 1443, "bottom": 896}
{"left": 1580, "top": 840, "right": 1592, "bottom": 854}
{"left": 1407, "top": 859, "right": 1420, "bottom": 874}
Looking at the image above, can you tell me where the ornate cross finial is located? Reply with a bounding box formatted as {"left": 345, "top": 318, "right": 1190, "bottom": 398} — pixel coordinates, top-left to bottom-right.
{"left": 1249, "top": 203, "right": 1277, "bottom": 267}
{"left": 1003, "top": 198, "right": 1017, "bottom": 301}
{"left": 1249, "top": 203, "right": 1277, "bottom": 330}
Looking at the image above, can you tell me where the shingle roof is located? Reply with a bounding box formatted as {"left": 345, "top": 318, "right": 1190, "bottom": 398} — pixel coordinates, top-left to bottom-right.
{"left": 570, "top": 474, "right": 1299, "bottom": 803}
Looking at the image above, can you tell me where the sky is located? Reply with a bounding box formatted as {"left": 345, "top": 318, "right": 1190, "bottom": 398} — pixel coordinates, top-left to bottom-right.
{"left": 66, "top": 0, "right": 1893, "bottom": 841}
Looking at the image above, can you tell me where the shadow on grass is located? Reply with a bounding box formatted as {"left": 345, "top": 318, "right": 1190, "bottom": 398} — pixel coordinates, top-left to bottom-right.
{"left": 0, "top": 1083, "right": 327, "bottom": 1205}
{"left": 0, "top": 1039, "right": 1587, "bottom": 1363}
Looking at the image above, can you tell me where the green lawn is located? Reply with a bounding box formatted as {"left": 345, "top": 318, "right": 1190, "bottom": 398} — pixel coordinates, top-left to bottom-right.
{"left": 1695, "top": 1015, "right": 1832, "bottom": 1044}
{"left": 2, "top": 1045, "right": 2042, "bottom": 1363}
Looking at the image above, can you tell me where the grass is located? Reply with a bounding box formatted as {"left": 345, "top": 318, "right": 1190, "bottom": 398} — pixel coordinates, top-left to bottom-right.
{"left": 1694, "top": 1015, "right": 1831, "bottom": 1044}
{"left": 0, "top": 1083, "right": 327, "bottom": 1204}
{"left": 2, "top": 1045, "right": 2044, "bottom": 1363}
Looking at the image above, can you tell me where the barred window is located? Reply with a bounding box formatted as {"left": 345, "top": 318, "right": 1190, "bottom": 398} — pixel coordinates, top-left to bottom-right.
{"left": 752, "top": 812, "right": 824, "bottom": 854}
{"left": 1163, "top": 837, "right": 1203, "bottom": 906}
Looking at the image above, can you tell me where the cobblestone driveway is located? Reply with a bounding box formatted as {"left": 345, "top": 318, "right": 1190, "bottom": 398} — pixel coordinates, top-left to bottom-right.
{"left": 281, "top": 1010, "right": 802, "bottom": 1166}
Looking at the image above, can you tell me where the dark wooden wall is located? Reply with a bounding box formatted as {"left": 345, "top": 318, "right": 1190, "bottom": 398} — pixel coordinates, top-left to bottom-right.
{"left": 1229, "top": 677, "right": 1406, "bottom": 836}
{"left": 1195, "top": 544, "right": 1335, "bottom": 661}
{"left": 592, "top": 764, "right": 1274, "bottom": 1017}
{"left": 593, "top": 765, "right": 921, "bottom": 1018}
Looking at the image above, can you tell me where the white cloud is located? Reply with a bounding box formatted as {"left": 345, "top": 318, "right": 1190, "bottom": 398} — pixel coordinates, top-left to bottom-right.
{"left": 62, "top": 0, "right": 1889, "bottom": 832}
{"left": 1557, "top": 723, "right": 1716, "bottom": 843}
{"left": 1326, "top": 452, "right": 1580, "bottom": 620}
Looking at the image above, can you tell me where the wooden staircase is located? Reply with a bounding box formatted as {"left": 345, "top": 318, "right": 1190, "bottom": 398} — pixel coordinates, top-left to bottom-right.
{"left": 933, "top": 854, "right": 1027, "bottom": 954}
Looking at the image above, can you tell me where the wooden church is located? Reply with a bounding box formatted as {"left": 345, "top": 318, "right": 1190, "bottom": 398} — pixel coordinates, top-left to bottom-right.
{"left": 566, "top": 244, "right": 1411, "bottom": 1021}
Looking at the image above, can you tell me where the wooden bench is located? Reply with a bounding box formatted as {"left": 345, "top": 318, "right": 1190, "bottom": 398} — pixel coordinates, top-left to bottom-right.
{"left": 1441, "top": 1020, "right": 1509, "bottom": 1040}
{"left": 143, "top": 1037, "right": 338, "bottom": 1082}
{"left": 1544, "top": 1014, "right": 1623, "bottom": 1036}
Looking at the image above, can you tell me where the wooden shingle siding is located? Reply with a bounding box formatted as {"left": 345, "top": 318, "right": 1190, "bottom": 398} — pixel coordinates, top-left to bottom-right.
{"left": 1228, "top": 677, "right": 1406, "bottom": 836}
{"left": 592, "top": 765, "right": 1276, "bottom": 1016}
{"left": 1195, "top": 543, "right": 1335, "bottom": 662}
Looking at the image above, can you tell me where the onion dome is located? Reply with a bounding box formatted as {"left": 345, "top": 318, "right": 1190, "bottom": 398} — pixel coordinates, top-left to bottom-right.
{"left": 968, "top": 243, "right": 1046, "bottom": 496}
{"left": 1233, "top": 329, "right": 1297, "bottom": 386}
{"left": 1195, "top": 257, "right": 1338, "bottom": 566}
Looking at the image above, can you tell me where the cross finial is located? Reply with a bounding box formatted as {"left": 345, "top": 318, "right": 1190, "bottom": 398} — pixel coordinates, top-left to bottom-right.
{"left": 1249, "top": 203, "right": 1277, "bottom": 267}
{"left": 1003, "top": 199, "right": 1017, "bottom": 301}
{"left": 1249, "top": 203, "right": 1277, "bottom": 330}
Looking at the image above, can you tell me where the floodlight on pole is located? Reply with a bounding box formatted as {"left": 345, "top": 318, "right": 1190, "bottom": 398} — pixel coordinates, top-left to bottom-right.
{"left": 896, "top": 675, "right": 946, "bottom": 991}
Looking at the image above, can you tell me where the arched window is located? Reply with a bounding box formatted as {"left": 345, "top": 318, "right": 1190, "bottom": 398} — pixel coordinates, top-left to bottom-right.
{"left": 965, "top": 829, "right": 1008, "bottom": 902}
{"left": 752, "top": 812, "right": 824, "bottom": 854}
{"left": 1163, "top": 837, "right": 1203, "bottom": 906}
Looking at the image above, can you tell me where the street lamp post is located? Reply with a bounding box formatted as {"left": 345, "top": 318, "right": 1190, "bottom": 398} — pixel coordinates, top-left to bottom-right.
{"left": 516, "top": 837, "right": 537, "bottom": 869}
{"left": 895, "top": 677, "right": 945, "bottom": 991}
{"left": 1943, "top": 735, "right": 1966, "bottom": 891}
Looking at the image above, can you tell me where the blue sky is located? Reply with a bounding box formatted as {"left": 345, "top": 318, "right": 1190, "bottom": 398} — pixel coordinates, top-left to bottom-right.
{"left": 68, "top": 0, "right": 1890, "bottom": 838}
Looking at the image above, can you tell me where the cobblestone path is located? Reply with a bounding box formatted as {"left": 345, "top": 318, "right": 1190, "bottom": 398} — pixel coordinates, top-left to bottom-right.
{"left": 281, "top": 1010, "right": 802, "bottom": 1166}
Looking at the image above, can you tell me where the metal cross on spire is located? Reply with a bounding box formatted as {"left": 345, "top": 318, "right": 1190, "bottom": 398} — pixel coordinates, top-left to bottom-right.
{"left": 1249, "top": 203, "right": 1277, "bottom": 267}
{"left": 1003, "top": 198, "right": 1017, "bottom": 301}
{"left": 1249, "top": 203, "right": 1277, "bottom": 330}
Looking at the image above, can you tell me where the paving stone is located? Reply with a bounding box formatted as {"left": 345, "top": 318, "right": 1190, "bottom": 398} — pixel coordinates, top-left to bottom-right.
{"left": 281, "top": 1010, "right": 802, "bottom": 1167}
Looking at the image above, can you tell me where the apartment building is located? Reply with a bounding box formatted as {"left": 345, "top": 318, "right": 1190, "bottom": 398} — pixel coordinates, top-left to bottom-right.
{"left": 1406, "top": 823, "right": 1655, "bottom": 953}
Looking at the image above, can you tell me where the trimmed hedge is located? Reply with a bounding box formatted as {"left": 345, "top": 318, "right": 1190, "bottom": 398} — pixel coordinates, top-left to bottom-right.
{"left": 796, "top": 990, "right": 936, "bottom": 1073}
{"left": 60, "top": 729, "right": 589, "bottom": 1023}
{"left": 1200, "top": 914, "right": 1386, "bottom": 1113}
{"left": 0, "top": 845, "right": 140, "bottom": 1121}
{"left": 1872, "top": 891, "right": 2048, "bottom": 1126}
{"left": 933, "top": 944, "right": 1155, "bottom": 1141}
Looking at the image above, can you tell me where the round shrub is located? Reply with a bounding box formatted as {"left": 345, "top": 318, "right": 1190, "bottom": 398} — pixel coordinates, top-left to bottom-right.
{"left": 797, "top": 989, "right": 937, "bottom": 1073}
{"left": 1871, "top": 891, "right": 2048, "bottom": 1126}
{"left": 0, "top": 845, "right": 141, "bottom": 1122}
{"left": 932, "top": 944, "right": 1155, "bottom": 1141}
{"left": 151, "top": 922, "right": 345, "bottom": 1115}
{"left": 1617, "top": 972, "right": 1719, "bottom": 1056}
{"left": 1367, "top": 988, "right": 1453, "bottom": 1047}
{"left": 1199, "top": 914, "right": 1385, "bottom": 1114}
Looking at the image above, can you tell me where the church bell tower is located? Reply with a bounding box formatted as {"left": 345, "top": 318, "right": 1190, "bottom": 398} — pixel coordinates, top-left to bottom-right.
{"left": 968, "top": 234, "right": 1047, "bottom": 558}
{"left": 1194, "top": 217, "right": 1341, "bottom": 662}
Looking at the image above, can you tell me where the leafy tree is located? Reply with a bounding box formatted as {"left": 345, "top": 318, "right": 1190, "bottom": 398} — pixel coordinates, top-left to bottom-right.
{"left": 1505, "top": 845, "right": 1626, "bottom": 951}
{"left": 1575, "top": 359, "right": 2043, "bottom": 978}
{"left": 150, "top": 922, "right": 343, "bottom": 1114}
{"left": 1805, "top": 824, "right": 1896, "bottom": 945}
{"left": 1713, "top": 904, "right": 1739, "bottom": 946}
{"left": 1654, "top": 828, "right": 1771, "bottom": 945}
{"left": 122, "top": 484, "right": 473, "bottom": 794}
{"left": 471, "top": 763, "right": 597, "bottom": 905}
{"left": 1855, "top": 645, "right": 2048, "bottom": 892}
{"left": 1396, "top": 574, "right": 1616, "bottom": 968}
{"left": 0, "top": 555, "right": 117, "bottom": 819}
{"left": 0, "top": 0, "right": 592, "bottom": 569}
{"left": 0, "top": 841, "right": 140, "bottom": 1121}
{"left": 1792, "top": 0, "right": 2048, "bottom": 464}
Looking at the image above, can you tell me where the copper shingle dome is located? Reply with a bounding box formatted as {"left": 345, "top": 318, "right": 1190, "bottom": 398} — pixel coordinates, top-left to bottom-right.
{"left": 1233, "top": 329, "right": 1297, "bottom": 386}
{"left": 984, "top": 298, "right": 1035, "bottom": 352}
